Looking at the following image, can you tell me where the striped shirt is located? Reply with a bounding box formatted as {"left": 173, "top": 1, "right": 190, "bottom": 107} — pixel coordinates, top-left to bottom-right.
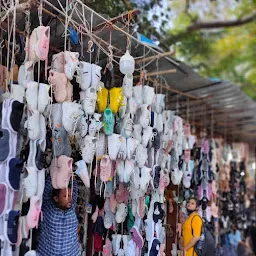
{"left": 37, "top": 177, "right": 80, "bottom": 256}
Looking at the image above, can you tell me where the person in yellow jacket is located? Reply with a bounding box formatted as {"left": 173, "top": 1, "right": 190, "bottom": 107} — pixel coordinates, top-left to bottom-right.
{"left": 182, "top": 197, "right": 203, "bottom": 256}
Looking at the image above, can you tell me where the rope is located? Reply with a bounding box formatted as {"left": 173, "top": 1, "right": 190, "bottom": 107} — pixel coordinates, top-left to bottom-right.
{"left": 211, "top": 108, "right": 214, "bottom": 139}
{"left": 160, "top": 76, "right": 169, "bottom": 105}
{"left": 6, "top": 15, "right": 12, "bottom": 90}
{"left": 43, "top": 0, "right": 180, "bottom": 67}
{"left": 224, "top": 119, "right": 227, "bottom": 142}
{"left": 89, "top": 11, "right": 93, "bottom": 63}
{"left": 142, "top": 45, "right": 145, "bottom": 82}
{"left": 69, "top": 4, "right": 156, "bottom": 70}
{"left": 24, "top": 10, "right": 30, "bottom": 63}
{"left": 80, "top": 2, "right": 86, "bottom": 59}
{"left": 10, "top": 0, "right": 17, "bottom": 85}
{"left": 134, "top": 57, "right": 155, "bottom": 71}
{"left": 126, "top": 10, "right": 133, "bottom": 50}
{"left": 200, "top": 105, "right": 203, "bottom": 132}
{"left": 75, "top": 7, "right": 120, "bottom": 66}
{"left": 204, "top": 105, "right": 206, "bottom": 132}
{"left": 176, "top": 95, "right": 179, "bottom": 115}
{"left": 64, "top": 0, "right": 69, "bottom": 51}
{"left": 107, "top": 26, "right": 113, "bottom": 68}
{"left": 38, "top": 0, "right": 43, "bottom": 26}
{"left": 155, "top": 58, "right": 159, "bottom": 93}
{"left": 37, "top": 0, "right": 43, "bottom": 85}
{"left": 160, "top": 76, "right": 163, "bottom": 94}
{"left": 95, "top": 39, "right": 101, "bottom": 64}
{"left": 192, "top": 105, "right": 195, "bottom": 129}
{"left": 186, "top": 98, "right": 190, "bottom": 122}
{"left": 175, "top": 185, "right": 180, "bottom": 246}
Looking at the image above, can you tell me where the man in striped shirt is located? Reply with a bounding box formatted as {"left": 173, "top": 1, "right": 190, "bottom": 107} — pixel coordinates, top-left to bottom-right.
{"left": 37, "top": 176, "right": 79, "bottom": 256}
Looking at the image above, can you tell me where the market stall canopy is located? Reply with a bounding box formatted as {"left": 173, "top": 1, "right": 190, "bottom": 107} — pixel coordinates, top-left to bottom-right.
{"left": 1, "top": 0, "right": 256, "bottom": 145}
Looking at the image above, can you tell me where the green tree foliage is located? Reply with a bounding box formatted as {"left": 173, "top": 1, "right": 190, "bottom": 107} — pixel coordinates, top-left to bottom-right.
{"left": 169, "top": 0, "right": 256, "bottom": 100}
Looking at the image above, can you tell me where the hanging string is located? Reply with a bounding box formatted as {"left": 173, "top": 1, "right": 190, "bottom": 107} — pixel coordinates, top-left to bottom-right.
{"left": 88, "top": 11, "right": 94, "bottom": 64}
{"left": 155, "top": 58, "right": 159, "bottom": 93}
{"left": 211, "top": 108, "right": 214, "bottom": 139}
{"left": 192, "top": 105, "right": 195, "bottom": 134}
{"left": 165, "top": 91, "right": 168, "bottom": 108}
{"left": 95, "top": 39, "right": 101, "bottom": 65}
{"left": 175, "top": 185, "right": 180, "bottom": 247}
{"left": 79, "top": 28, "right": 84, "bottom": 59}
{"left": 143, "top": 45, "right": 145, "bottom": 77}
{"left": 160, "top": 76, "right": 163, "bottom": 94}
{"left": 37, "top": 0, "right": 43, "bottom": 85}
{"left": 126, "top": 11, "right": 133, "bottom": 51}
{"left": 80, "top": 3, "right": 86, "bottom": 59}
{"left": 24, "top": 10, "right": 30, "bottom": 63}
{"left": 38, "top": 0, "right": 43, "bottom": 26}
{"left": 74, "top": 6, "right": 153, "bottom": 71}
{"left": 176, "top": 95, "right": 179, "bottom": 115}
{"left": 186, "top": 98, "right": 190, "bottom": 123}
{"left": 74, "top": 4, "right": 150, "bottom": 64}
{"left": 200, "top": 105, "right": 203, "bottom": 135}
{"left": 68, "top": 36, "right": 71, "bottom": 51}
{"left": 6, "top": 15, "right": 10, "bottom": 89}
{"left": 48, "top": 0, "right": 180, "bottom": 68}
{"left": 153, "top": 79, "right": 157, "bottom": 94}
{"left": 107, "top": 26, "right": 113, "bottom": 69}
{"left": 77, "top": 9, "right": 132, "bottom": 37}
{"left": 204, "top": 105, "right": 207, "bottom": 135}
{"left": 64, "top": 0, "right": 69, "bottom": 52}
{"left": 224, "top": 117, "right": 227, "bottom": 142}
{"left": 161, "top": 76, "right": 169, "bottom": 106}
{"left": 10, "top": 0, "right": 17, "bottom": 85}
{"left": 134, "top": 57, "right": 156, "bottom": 71}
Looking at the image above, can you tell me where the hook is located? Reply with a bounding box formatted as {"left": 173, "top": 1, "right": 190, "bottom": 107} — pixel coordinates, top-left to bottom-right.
{"left": 87, "top": 40, "right": 94, "bottom": 53}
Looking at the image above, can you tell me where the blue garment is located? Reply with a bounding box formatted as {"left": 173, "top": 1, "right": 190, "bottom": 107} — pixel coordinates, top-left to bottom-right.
{"left": 37, "top": 177, "right": 79, "bottom": 256}
{"left": 229, "top": 245, "right": 238, "bottom": 256}
{"left": 229, "top": 231, "right": 241, "bottom": 246}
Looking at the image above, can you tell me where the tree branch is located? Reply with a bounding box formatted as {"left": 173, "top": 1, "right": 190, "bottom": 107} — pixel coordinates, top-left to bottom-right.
{"left": 185, "top": 0, "right": 190, "bottom": 13}
{"left": 187, "top": 11, "right": 256, "bottom": 32}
